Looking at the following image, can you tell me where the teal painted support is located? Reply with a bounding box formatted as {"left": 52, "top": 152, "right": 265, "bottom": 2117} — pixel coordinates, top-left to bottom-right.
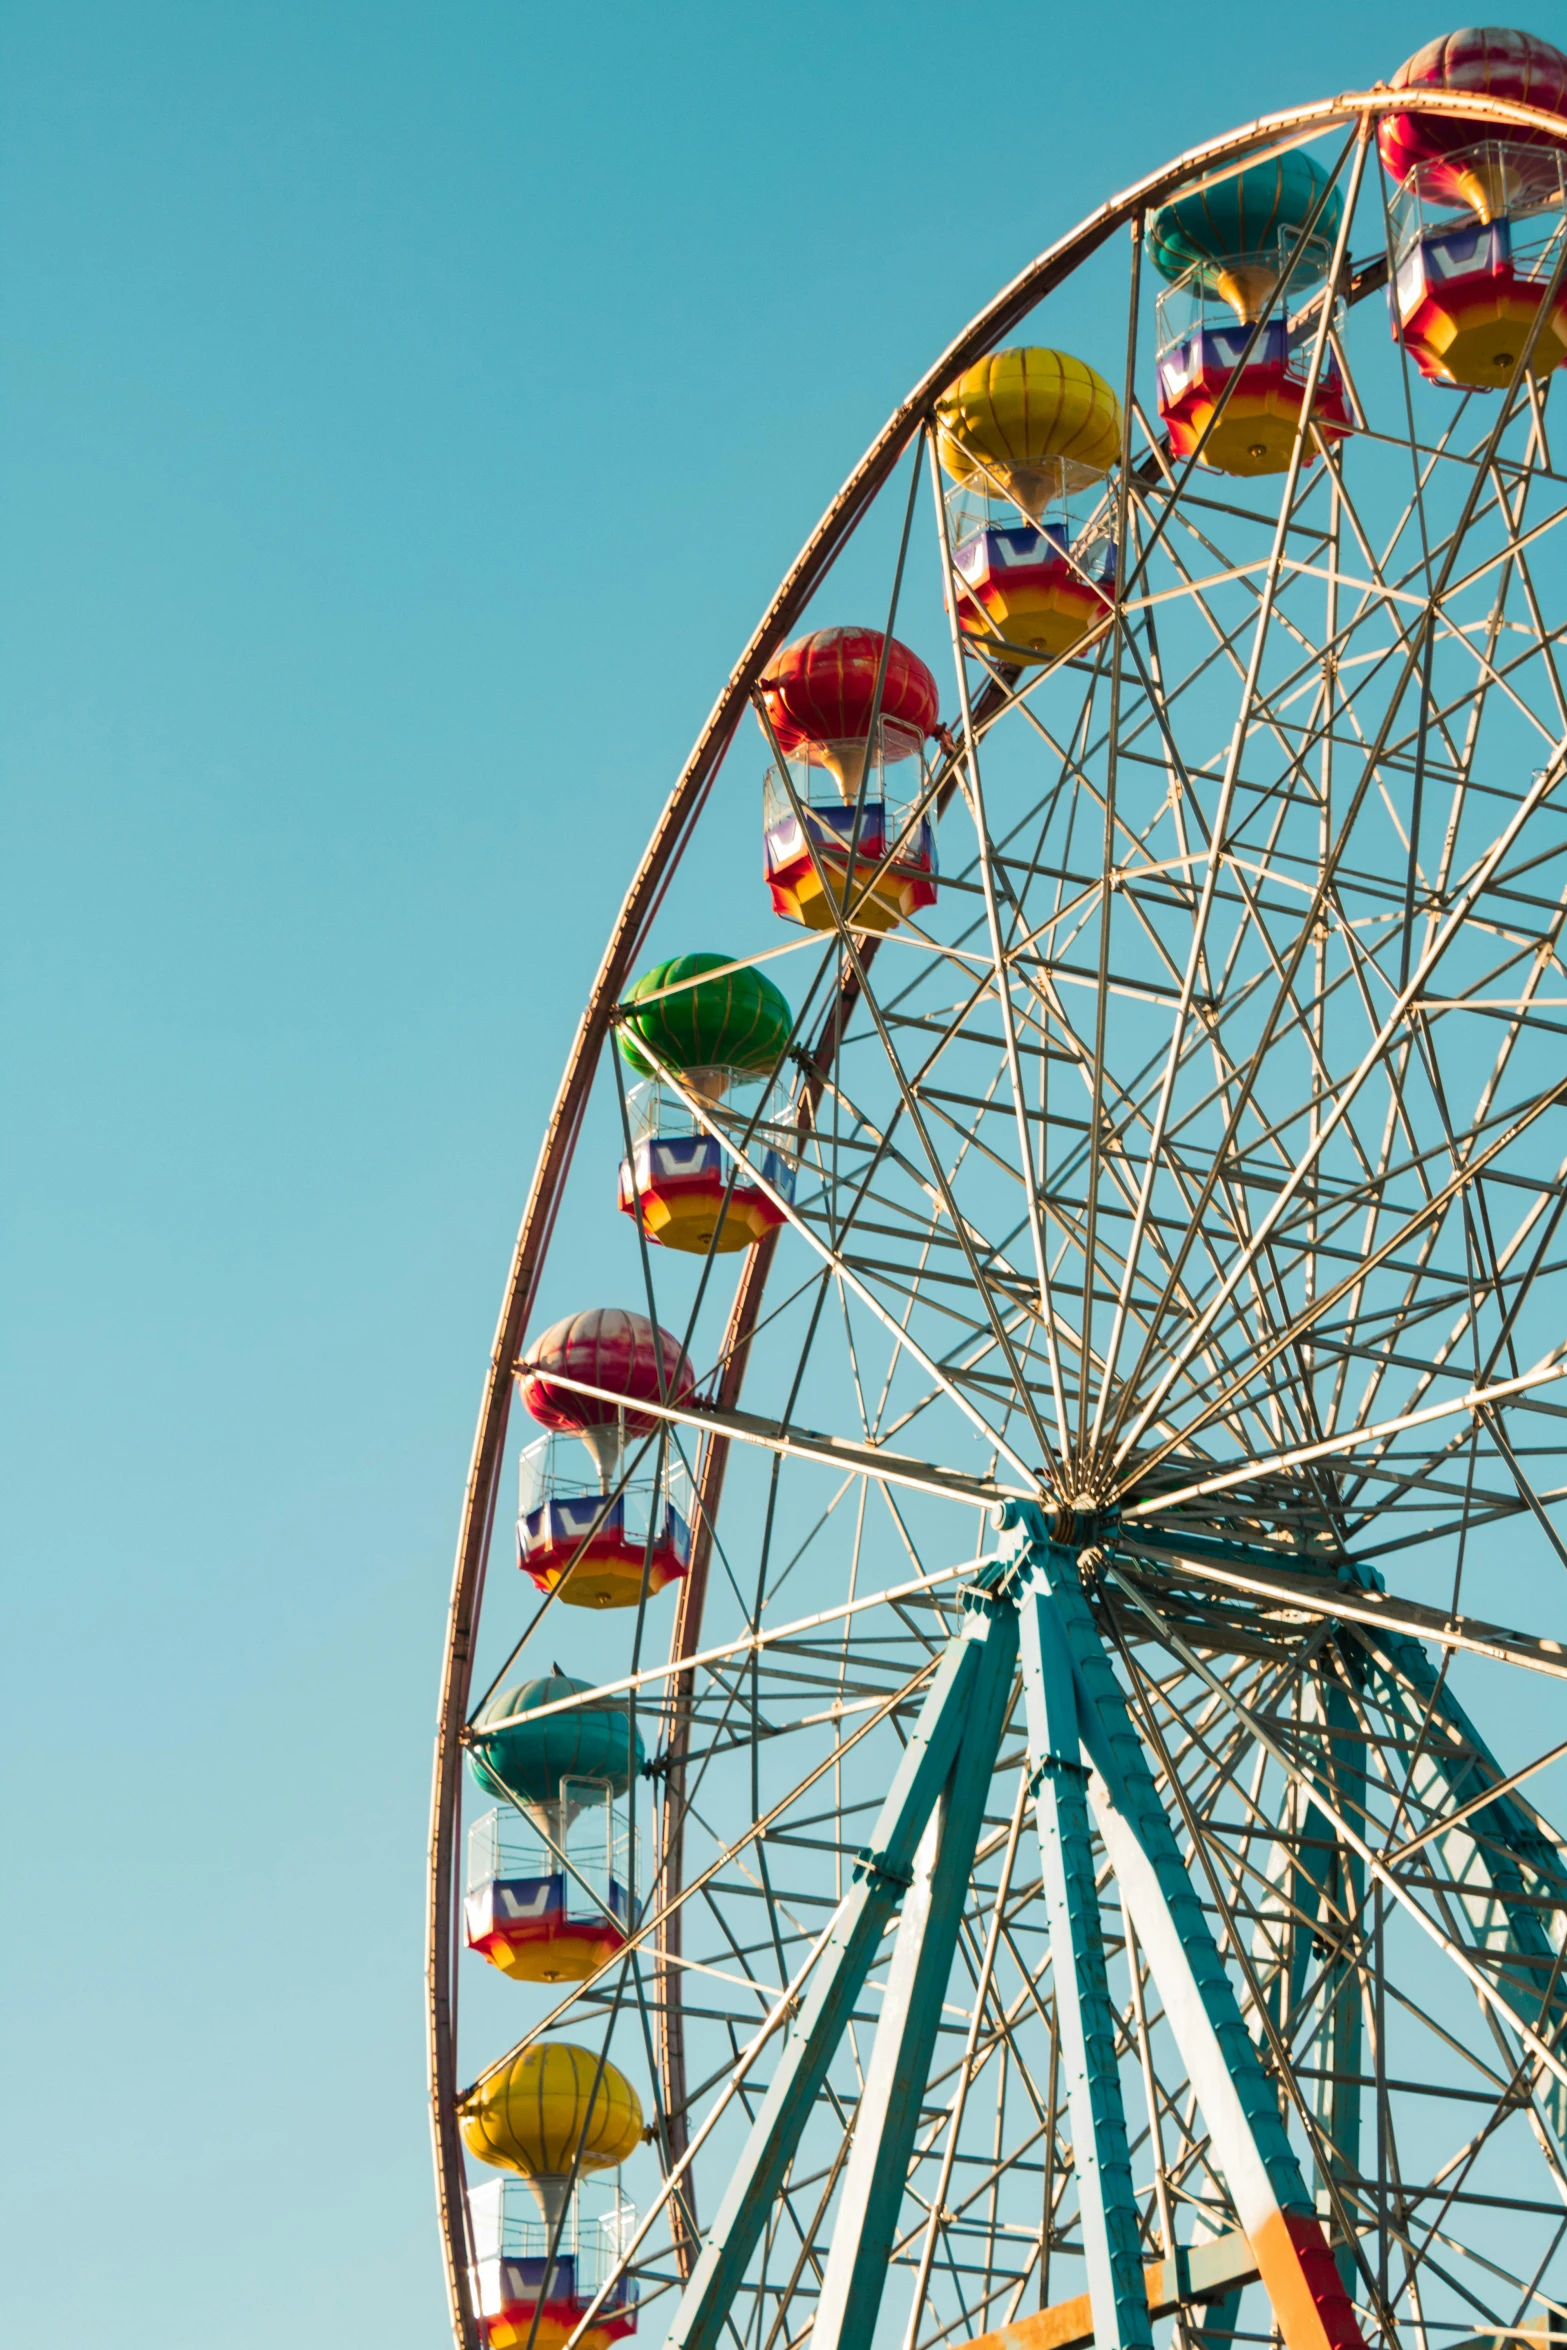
{"left": 1010, "top": 1517, "right": 1316, "bottom": 2228}
{"left": 1353, "top": 1626, "right": 1567, "bottom": 2165}
{"left": 1253, "top": 1681, "right": 1364, "bottom": 2203}
{"left": 1253, "top": 1676, "right": 1364, "bottom": 2284}
{"left": 661, "top": 1600, "right": 1010, "bottom": 2350}
{"left": 812, "top": 1600, "right": 1020, "bottom": 2350}
{"left": 1019, "top": 1572, "right": 1154, "bottom": 2350}
{"left": 1191, "top": 2287, "right": 1243, "bottom": 2350}
{"left": 1305, "top": 1679, "right": 1363, "bottom": 2277}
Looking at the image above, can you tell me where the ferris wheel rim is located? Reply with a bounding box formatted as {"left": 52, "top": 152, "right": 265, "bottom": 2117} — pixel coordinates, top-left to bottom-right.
{"left": 428, "top": 81, "right": 1567, "bottom": 2350}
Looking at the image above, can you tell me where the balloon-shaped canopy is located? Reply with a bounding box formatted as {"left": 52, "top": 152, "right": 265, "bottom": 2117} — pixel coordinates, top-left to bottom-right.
{"left": 519, "top": 1307, "right": 694, "bottom": 1482}
{"left": 758, "top": 628, "right": 939, "bottom": 761}
{"left": 936, "top": 348, "right": 1122, "bottom": 518}
{"left": 458, "top": 2040, "right": 644, "bottom": 2223}
{"left": 468, "top": 1673, "right": 645, "bottom": 1805}
{"left": 619, "top": 953, "right": 792, "bottom": 1087}
{"left": 1377, "top": 26, "right": 1567, "bottom": 215}
{"left": 1148, "top": 151, "right": 1345, "bottom": 320}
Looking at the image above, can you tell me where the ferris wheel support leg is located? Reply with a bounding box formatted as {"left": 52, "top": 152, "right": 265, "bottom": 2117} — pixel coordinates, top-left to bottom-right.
{"left": 1019, "top": 1574, "right": 1154, "bottom": 2350}
{"left": 1253, "top": 1674, "right": 1365, "bottom": 2290}
{"left": 998, "top": 1505, "right": 1368, "bottom": 2350}
{"left": 1189, "top": 2287, "right": 1243, "bottom": 2350}
{"left": 660, "top": 1595, "right": 1017, "bottom": 2350}
{"left": 1351, "top": 1626, "right": 1567, "bottom": 2172}
{"left": 1305, "top": 1681, "right": 1365, "bottom": 2289}
{"left": 812, "top": 1598, "right": 1020, "bottom": 2350}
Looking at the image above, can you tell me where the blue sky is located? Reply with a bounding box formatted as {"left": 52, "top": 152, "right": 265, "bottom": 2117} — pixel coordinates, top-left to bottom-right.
{"left": 0, "top": 3, "right": 1519, "bottom": 2342}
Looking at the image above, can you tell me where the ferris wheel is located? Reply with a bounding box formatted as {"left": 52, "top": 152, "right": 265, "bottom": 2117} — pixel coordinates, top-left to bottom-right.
{"left": 429, "top": 36, "right": 1567, "bottom": 2350}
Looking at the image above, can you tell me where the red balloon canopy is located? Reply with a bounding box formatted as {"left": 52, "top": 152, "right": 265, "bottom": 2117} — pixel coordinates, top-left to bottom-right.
{"left": 519, "top": 1307, "right": 695, "bottom": 1435}
{"left": 758, "top": 628, "right": 940, "bottom": 759}
{"left": 1378, "top": 24, "right": 1567, "bottom": 185}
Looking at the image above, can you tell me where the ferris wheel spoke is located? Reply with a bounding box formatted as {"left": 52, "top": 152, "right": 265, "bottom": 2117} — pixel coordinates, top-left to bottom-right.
{"left": 1119, "top": 1356, "right": 1567, "bottom": 1533}
{"left": 677, "top": 1074, "right": 1043, "bottom": 1476}
{"left": 772, "top": 889, "right": 1023, "bottom": 1381}
{"left": 1093, "top": 959, "right": 1365, "bottom": 1460}
{"left": 1136, "top": 503, "right": 1393, "bottom": 796}
{"left": 1488, "top": 489, "right": 1567, "bottom": 735}
{"left": 1424, "top": 620, "right": 1567, "bottom": 768}
{"left": 816, "top": 978, "right": 1072, "bottom": 1414}
{"left": 1440, "top": 473, "right": 1567, "bottom": 615}
{"left": 1340, "top": 1136, "right": 1567, "bottom": 1476}
{"left": 1012, "top": 1171, "right": 1242, "bottom": 1445}
{"left": 930, "top": 427, "right": 1091, "bottom": 1453}
{"left": 817, "top": 1171, "right": 1064, "bottom": 1408}
{"left": 1112, "top": 772, "right": 1567, "bottom": 1481}
{"left": 1299, "top": 463, "right": 1418, "bottom": 696}
{"left": 1089, "top": 978, "right": 1368, "bottom": 1434}
{"left": 1051, "top": 1018, "right": 1286, "bottom": 1445}
{"left": 1149, "top": 1087, "right": 1565, "bottom": 1465}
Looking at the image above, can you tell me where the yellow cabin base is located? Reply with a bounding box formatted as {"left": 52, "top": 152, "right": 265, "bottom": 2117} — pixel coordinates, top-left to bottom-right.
{"left": 485, "top": 1936, "right": 618, "bottom": 1984}
{"left": 485, "top": 2317, "right": 626, "bottom": 2350}
{"left": 1172, "top": 390, "right": 1312, "bottom": 477}
{"left": 636, "top": 1188, "right": 775, "bottom": 1254}
{"left": 532, "top": 1557, "right": 682, "bottom": 1610}
{"left": 961, "top": 581, "right": 1106, "bottom": 664}
{"left": 778, "top": 863, "right": 908, "bottom": 933}
{"left": 1407, "top": 290, "right": 1567, "bottom": 390}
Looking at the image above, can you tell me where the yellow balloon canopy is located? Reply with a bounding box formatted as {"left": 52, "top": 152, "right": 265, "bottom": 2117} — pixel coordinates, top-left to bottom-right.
{"left": 936, "top": 348, "right": 1122, "bottom": 519}
{"left": 458, "top": 2040, "right": 644, "bottom": 2221}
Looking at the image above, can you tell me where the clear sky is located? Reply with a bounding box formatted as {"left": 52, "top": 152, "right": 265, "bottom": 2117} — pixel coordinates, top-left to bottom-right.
{"left": 0, "top": 3, "right": 1515, "bottom": 2343}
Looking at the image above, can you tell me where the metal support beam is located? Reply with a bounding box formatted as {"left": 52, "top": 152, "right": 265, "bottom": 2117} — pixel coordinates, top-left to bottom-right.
{"left": 1117, "top": 1528, "right": 1567, "bottom": 1688}
{"left": 1252, "top": 1672, "right": 1365, "bottom": 2286}
{"left": 1189, "top": 2287, "right": 1243, "bottom": 2350}
{"left": 1307, "top": 1680, "right": 1365, "bottom": 2278}
{"left": 661, "top": 1592, "right": 1016, "bottom": 2350}
{"left": 661, "top": 1511, "right": 1418, "bottom": 2350}
{"left": 953, "top": 2225, "right": 1261, "bottom": 2350}
{"left": 1000, "top": 1504, "right": 1368, "bottom": 2350}
{"left": 1351, "top": 1625, "right": 1567, "bottom": 2168}
{"left": 1020, "top": 1574, "right": 1153, "bottom": 2350}
{"left": 813, "top": 1600, "right": 1021, "bottom": 2350}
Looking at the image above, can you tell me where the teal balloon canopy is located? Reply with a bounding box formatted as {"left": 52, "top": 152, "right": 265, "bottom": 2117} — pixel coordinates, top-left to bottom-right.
{"left": 468, "top": 1674, "right": 646, "bottom": 1804}
{"left": 1148, "top": 151, "right": 1344, "bottom": 293}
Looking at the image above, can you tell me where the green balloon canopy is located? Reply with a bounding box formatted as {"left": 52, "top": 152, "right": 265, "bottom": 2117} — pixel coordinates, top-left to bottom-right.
{"left": 1148, "top": 150, "right": 1344, "bottom": 294}
{"left": 618, "top": 951, "right": 793, "bottom": 1080}
{"left": 467, "top": 1673, "right": 646, "bottom": 1804}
